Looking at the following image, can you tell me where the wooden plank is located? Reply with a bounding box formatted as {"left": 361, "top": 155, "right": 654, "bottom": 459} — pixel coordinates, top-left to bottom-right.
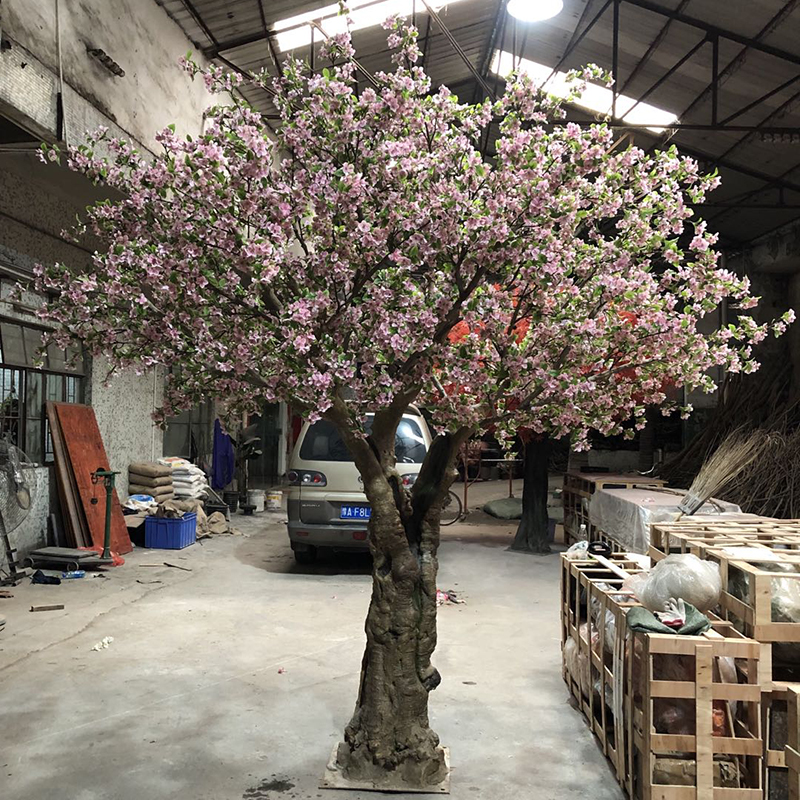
{"left": 46, "top": 401, "right": 83, "bottom": 547}
{"left": 790, "top": 686, "right": 800, "bottom": 800}
{"left": 695, "top": 644, "right": 714, "bottom": 799}
{"left": 53, "top": 403, "right": 131, "bottom": 555}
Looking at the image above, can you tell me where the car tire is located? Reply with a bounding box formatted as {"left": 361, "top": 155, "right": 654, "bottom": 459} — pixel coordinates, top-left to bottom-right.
{"left": 294, "top": 547, "right": 318, "bottom": 565}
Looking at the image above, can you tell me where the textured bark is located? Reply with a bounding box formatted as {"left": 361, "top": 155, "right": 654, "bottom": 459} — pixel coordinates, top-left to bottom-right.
{"left": 327, "top": 412, "right": 467, "bottom": 789}
{"left": 510, "top": 435, "right": 551, "bottom": 554}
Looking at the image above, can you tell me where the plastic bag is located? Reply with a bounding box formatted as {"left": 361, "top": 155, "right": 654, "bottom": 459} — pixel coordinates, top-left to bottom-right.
{"left": 590, "top": 582, "right": 626, "bottom": 655}
{"left": 124, "top": 494, "right": 157, "bottom": 512}
{"left": 565, "top": 540, "right": 589, "bottom": 559}
{"left": 639, "top": 553, "right": 721, "bottom": 613}
{"left": 623, "top": 572, "right": 649, "bottom": 602}
{"left": 563, "top": 631, "right": 592, "bottom": 694}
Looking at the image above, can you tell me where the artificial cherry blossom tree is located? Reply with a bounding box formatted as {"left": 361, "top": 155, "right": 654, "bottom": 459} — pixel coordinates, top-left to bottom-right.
{"left": 36, "top": 18, "right": 791, "bottom": 789}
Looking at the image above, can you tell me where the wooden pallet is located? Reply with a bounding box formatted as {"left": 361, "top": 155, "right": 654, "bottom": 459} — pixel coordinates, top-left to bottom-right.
{"left": 630, "top": 630, "right": 763, "bottom": 800}
{"left": 563, "top": 471, "right": 667, "bottom": 544}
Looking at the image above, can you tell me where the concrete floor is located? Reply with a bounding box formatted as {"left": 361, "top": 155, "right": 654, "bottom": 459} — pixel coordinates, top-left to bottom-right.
{"left": 0, "top": 481, "right": 622, "bottom": 800}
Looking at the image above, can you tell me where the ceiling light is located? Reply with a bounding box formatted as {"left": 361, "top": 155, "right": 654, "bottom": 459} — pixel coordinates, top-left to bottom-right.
{"left": 273, "top": 0, "right": 469, "bottom": 52}
{"left": 490, "top": 50, "right": 678, "bottom": 133}
{"left": 507, "top": 0, "right": 563, "bottom": 22}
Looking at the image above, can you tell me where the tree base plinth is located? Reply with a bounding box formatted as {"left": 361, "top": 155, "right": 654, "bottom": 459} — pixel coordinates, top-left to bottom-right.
{"left": 320, "top": 744, "right": 451, "bottom": 794}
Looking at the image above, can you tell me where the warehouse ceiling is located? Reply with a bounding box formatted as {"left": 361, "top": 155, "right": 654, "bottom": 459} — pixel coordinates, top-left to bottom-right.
{"left": 154, "top": 0, "right": 800, "bottom": 248}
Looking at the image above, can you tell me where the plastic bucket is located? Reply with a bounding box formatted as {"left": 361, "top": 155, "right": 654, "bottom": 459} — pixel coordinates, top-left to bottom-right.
{"left": 247, "top": 489, "right": 266, "bottom": 513}
{"left": 223, "top": 490, "right": 239, "bottom": 513}
{"left": 265, "top": 490, "right": 282, "bottom": 511}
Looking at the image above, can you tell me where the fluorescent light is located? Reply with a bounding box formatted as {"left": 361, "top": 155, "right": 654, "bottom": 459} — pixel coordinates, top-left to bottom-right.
{"left": 273, "top": 0, "right": 469, "bottom": 52}
{"left": 507, "top": 0, "right": 563, "bottom": 22}
{"left": 490, "top": 50, "right": 678, "bottom": 133}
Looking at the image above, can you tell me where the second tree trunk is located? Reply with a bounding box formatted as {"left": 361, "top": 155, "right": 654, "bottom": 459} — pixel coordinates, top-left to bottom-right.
{"left": 511, "top": 435, "right": 551, "bottom": 553}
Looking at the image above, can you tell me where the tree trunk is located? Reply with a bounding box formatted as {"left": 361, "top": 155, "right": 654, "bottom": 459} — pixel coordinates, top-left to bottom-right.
{"left": 510, "top": 435, "right": 551, "bottom": 554}
{"left": 333, "top": 430, "right": 465, "bottom": 789}
{"left": 638, "top": 407, "right": 657, "bottom": 473}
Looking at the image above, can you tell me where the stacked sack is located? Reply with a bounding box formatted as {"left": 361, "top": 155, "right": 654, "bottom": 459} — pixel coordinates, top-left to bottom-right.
{"left": 158, "top": 456, "right": 209, "bottom": 500}
{"left": 128, "top": 461, "right": 174, "bottom": 503}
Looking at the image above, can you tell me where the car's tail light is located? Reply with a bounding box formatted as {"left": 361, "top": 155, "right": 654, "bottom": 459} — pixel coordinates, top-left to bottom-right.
{"left": 352, "top": 531, "right": 368, "bottom": 541}
{"left": 400, "top": 473, "right": 417, "bottom": 487}
{"left": 287, "top": 470, "right": 327, "bottom": 486}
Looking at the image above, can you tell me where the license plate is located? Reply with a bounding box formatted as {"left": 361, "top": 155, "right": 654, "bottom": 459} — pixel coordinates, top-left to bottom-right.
{"left": 340, "top": 504, "right": 371, "bottom": 520}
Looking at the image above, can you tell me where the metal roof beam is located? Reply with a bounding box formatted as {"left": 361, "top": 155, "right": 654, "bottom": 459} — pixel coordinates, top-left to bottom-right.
{"left": 418, "top": 0, "right": 496, "bottom": 101}
{"left": 620, "top": 0, "right": 800, "bottom": 68}
{"left": 720, "top": 74, "right": 800, "bottom": 125}
{"left": 556, "top": 120, "right": 800, "bottom": 194}
{"left": 665, "top": 0, "right": 800, "bottom": 138}
{"left": 205, "top": 29, "right": 271, "bottom": 58}
{"left": 473, "top": 0, "right": 505, "bottom": 102}
{"left": 560, "top": 120, "right": 800, "bottom": 134}
{"left": 623, "top": 35, "right": 708, "bottom": 120}
{"left": 179, "top": 0, "right": 218, "bottom": 47}
{"left": 618, "top": 0, "right": 690, "bottom": 95}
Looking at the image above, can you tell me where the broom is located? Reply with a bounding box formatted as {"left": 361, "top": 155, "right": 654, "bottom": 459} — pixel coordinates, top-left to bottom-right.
{"left": 677, "top": 429, "right": 770, "bottom": 516}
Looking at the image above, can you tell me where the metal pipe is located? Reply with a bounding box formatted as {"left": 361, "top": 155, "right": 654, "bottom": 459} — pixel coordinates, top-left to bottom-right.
{"left": 421, "top": 14, "right": 433, "bottom": 69}
{"left": 612, "top": 0, "right": 619, "bottom": 119}
{"left": 55, "top": 0, "right": 65, "bottom": 143}
{"left": 711, "top": 34, "right": 719, "bottom": 126}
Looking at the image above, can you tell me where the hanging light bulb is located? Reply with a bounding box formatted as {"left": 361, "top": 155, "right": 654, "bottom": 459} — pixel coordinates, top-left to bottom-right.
{"left": 507, "top": 0, "right": 564, "bottom": 22}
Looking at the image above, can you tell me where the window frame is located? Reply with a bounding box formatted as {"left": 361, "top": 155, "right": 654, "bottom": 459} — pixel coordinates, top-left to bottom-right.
{"left": 0, "top": 317, "right": 85, "bottom": 465}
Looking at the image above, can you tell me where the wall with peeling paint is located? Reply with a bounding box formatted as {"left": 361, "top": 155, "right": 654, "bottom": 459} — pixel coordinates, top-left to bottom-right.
{"left": 0, "top": 0, "right": 210, "bottom": 556}
{"left": 0, "top": 0, "right": 214, "bottom": 150}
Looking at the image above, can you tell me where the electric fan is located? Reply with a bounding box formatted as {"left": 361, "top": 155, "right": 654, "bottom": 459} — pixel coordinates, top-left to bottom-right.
{"left": 0, "top": 437, "right": 38, "bottom": 586}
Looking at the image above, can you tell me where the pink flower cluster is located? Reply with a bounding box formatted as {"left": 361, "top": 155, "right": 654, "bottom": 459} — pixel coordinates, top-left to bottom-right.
{"left": 35, "top": 17, "right": 790, "bottom": 445}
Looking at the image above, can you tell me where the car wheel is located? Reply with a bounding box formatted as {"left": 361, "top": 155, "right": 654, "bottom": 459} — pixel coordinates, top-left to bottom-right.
{"left": 294, "top": 547, "right": 318, "bottom": 565}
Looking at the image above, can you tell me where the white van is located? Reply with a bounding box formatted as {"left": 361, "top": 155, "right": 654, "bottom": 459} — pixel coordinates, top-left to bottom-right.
{"left": 286, "top": 407, "right": 433, "bottom": 563}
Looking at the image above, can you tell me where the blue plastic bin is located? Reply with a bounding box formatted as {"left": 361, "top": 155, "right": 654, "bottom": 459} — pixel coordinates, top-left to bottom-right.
{"left": 144, "top": 513, "right": 197, "bottom": 549}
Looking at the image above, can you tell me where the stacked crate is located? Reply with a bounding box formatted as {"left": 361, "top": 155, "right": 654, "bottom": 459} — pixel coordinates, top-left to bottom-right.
{"left": 561, "top": 553, "right": 644, "bottom": 785}
{"left": 562, "top": 471, "right": 667, "bottom": 545}
{"left": 648, "top": 520, "right": 800, "bottom": 798}
{"left": 561, "top": 553, "right": 764, "bottom": 798}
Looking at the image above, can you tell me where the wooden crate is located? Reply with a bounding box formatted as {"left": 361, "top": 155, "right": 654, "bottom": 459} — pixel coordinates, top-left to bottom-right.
{"left": 763, "top": 683, "right": 800, "bottom": 800}
{"left": 561, "top": 554, "right": 644, "bottom": 787}
{"left": 563, "top": 471, "right": 666, "bottom": 544}
{"left": 630, "top": 630, "right": 763, "bottom": 799}
{"left": 650, "top": 521, "right": 800, "bottom": 564}
{"left": 561, "top": 554, "right": 766, "bottom": 798}
{"left": 709, "top": 550, "right": 800, "bottom": 649}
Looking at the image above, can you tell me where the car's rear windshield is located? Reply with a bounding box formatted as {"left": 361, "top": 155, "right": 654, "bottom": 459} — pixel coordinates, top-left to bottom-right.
{"left": 299, "top": 416, "right": 427, "bottom": 463}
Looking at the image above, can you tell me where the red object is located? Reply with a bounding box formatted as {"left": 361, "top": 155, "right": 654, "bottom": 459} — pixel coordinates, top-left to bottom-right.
{"left": 352, "top": 530, "right": 368, "bottom": 541}
{"left": 54, "top": 403, "right": 133, "bottom": 555}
